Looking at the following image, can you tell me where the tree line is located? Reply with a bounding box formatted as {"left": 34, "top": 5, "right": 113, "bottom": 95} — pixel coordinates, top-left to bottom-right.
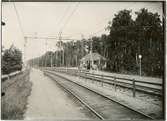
{"left": 28, "top": 8, "right": 164, "bottom": 77}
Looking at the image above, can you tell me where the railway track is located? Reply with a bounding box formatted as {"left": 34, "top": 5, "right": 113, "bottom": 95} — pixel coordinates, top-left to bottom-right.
{"left": 44, "top": 70, "right": 154, "bottom": 120}
{"left": 44, "top": 68, "right": 162, "bottom": 96}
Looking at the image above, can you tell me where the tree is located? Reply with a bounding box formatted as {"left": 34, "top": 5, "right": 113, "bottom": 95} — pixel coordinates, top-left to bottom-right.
{"left": 107, "top": 9, "right": 135, "bottom": 72}
{"left": 2, "top": 45, "right": 22, "bottom": 74}
{"left": 135, "top": 8, "right": 163, "bottom": 76}
{"left": 28, "top": 8, "right": 163, "bottom": 77}
{"left": 92, "top": 36, "right": 101, "bottom": 53}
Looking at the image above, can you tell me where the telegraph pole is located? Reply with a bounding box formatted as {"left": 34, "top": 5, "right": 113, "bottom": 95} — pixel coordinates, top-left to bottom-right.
{"left": 24, "top": 35, "right": 76, "bottom": 67}
{"left": 90, "top": 37, "right": 93, "bottom": 70}
{"left": 42, "top": 56, "right": 44, "bottom": 67}
{"left": 24, "top": 37, "right": 27, "bottom": 67}
{"left": 55, "top": 44, "right": 58, "bottom": 67}
{"left": 45, "top": 39, "right": 48, "bottom": 67}
{"left": 50, "top": 53, "right": 53, "bottom": 67}
{"left": 59, "top": 31, "right": 64, "bottom": 67}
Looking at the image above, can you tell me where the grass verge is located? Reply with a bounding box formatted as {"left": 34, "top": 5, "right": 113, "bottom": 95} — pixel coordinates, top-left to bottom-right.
{"left": 1, "top": 69, "right": 32, "bottom": 120}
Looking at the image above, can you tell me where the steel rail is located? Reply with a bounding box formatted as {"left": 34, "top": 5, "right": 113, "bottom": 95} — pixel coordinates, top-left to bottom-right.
{"left": 44, "top": 70, "right": 154, "bottom": 120}
{"left": 83, "top": 71, "right": 162, "bottom": 86}
{"left": 77, "top": 73, "right": 161, "bottom": 96}
{"left": 78, "top": 72, "right": 162, "bottom": 96}
{"left": 45, "top": 68, "right": 162, "bottom": 96}
{"left": 44, "top": 72, "right": 105, "bottom": 120}
{"left": 79, "top": 73, "right": 161, "bottom": 91}
{"left": 46, "top": 67, "right": 162, "bottom": 85}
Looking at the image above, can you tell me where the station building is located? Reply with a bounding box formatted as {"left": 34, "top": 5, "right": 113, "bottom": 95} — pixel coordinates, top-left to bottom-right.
{"left": 80, "top": 52, "right": 107, "bottom": 70}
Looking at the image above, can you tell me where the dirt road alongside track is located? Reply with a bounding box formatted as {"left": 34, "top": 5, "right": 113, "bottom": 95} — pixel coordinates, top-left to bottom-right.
{"left": 25, "top": 68, "right": 92, "bottom": 120}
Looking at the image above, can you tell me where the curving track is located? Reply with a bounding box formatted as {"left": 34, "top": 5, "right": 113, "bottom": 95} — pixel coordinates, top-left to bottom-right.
{"left": 44, "top": 67, "right": 162, "bottom": 96}
{"left": 44, "top": 70, "right": 153, "bottom": 120}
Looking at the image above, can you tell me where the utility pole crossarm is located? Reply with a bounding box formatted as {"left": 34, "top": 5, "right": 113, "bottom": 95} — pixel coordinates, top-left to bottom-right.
{"left": 24, "top": 35, "right": 78, "bottom": 68}
{"left": 24, "top": 36, "right": 78, "bottom": 41}
{"left": 24, "top": 36, "right": 58, "bottom": 40}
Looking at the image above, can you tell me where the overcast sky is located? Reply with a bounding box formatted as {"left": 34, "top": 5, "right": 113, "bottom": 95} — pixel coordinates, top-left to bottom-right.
{"left": 2, "top": 2, "right": 163, "bottom": 61}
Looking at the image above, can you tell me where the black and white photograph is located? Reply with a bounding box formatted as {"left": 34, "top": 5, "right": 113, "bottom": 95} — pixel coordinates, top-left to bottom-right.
{"left": 1, "top": 1, "right": 165, "bottom": 120}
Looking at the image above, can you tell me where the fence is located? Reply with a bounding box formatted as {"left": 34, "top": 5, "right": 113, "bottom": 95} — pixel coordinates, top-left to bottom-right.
{"left": 1, "top": 69, "right": 30, "bottom": 97}
{"left": 2, "top": 71, "right": 23, "bottom": 82}
{"left": 43, "top": 67, "right": 162, "bottom": 97}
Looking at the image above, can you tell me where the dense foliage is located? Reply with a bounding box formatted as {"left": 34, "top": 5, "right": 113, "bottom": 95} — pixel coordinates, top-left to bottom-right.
{"left": 2, "top": 45, "right": 22, "bottom": 74}
{"left": 28, "top": 8, "right": 164, "bottom": 77}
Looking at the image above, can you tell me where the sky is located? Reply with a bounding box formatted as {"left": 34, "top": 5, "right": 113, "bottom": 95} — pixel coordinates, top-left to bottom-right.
{"left": 2, "top": 2, "right": 163, "bottom": 61}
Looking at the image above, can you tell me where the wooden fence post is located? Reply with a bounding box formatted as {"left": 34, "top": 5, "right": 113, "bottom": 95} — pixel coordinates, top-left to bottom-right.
{"left": 101, "top": 74, "right": 103, "bottom": 87}
{"left": 78, "top": 69, "right": 80, "bottom": 78}
{"left": 114, "top": 77, "right": 116, "bottom": 91}
{"left": 85, "top": 72, "right": 87, "bottom": 82}
{"left": 91, "top": 72, "right": 94, "bottom": 84}
{"left": 92, "top": 78, "right": 94, "bottom": 83}
{"left": 7, "top": 75, "right": 9, "bottom": 80}
{"left": 133, "top": 79, "right": 136, "bottom": 97}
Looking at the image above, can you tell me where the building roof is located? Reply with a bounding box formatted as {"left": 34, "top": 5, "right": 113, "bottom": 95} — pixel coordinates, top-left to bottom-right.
{"left": 80, "top": 52, "right": 106, "bottom": 62}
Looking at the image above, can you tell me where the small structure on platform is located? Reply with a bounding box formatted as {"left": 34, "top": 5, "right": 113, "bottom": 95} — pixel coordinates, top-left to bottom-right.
{"left": 80, "top": 52, "right": 107, "bottom": 70}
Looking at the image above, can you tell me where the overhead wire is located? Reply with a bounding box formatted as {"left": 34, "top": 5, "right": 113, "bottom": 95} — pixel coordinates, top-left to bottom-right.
{"left": 88, "top": 3, "right": 140, "bottom": 38}
{"left": 91, "top": 27, "right": 107, "bottom": 36}
{"left": 59, "top": 2, "right": 80, "bottom": 33}
{"left": 13, "top": 2, "right": 27, "bottom": 62}
{"left": 56, "top": 2, "right": 113, "bottom": 40}
{"left": 13, "top": 2, "right": 24, "bottom": 38}
{"left": 54, "top": 5, "right": 71, "bottom": 33}
{"left": 54, "top": 2, "right": 80, "bottom": 50}
{"left": 55, "top": 2, "right": 79, "bottom": 66}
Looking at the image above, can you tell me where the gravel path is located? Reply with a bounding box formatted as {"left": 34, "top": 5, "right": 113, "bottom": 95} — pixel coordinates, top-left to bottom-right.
{"left": 24, "top": 68, "right": 91, "bottom": 120}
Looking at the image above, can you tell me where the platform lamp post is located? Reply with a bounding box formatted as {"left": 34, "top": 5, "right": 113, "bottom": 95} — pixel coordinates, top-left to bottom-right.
{"left": 138, "top": 54, "right": 142, "bottom": 76}
{"left": 2, "top": 21, "right": 6, "bottom": 97}
{"left": 90, "top": 37, "right": 93, "bottom": 71}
